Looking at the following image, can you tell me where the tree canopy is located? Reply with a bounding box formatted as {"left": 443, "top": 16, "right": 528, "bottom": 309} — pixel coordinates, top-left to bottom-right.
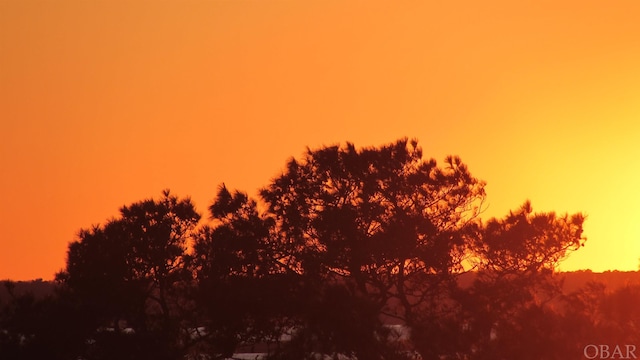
{"left": 0, "top": 138, "right": 593, "bottom": 360}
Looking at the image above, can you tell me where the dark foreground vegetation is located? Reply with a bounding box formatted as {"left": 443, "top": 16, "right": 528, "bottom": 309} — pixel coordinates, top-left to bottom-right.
{"left": 0, "top": 139, "right": 630, "bottom": 359}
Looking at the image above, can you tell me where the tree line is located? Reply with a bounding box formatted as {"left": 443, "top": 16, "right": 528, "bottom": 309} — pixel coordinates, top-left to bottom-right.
{"left": 1, "top": 138, "right": 634, "bottom": 359}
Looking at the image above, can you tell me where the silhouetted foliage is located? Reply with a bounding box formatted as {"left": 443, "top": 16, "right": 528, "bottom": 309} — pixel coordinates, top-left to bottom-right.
{"left": 191, "top": 185, "right": 296, "bottom": 358}
{"left": 474, "top": 201, "right": 585, "bottom": 274}
{"left": 244, "top": 139, "right": 487, "bottom": 357}
{"left": 55, "top": 190, "right": 201, "bottom": 359}
{"left": 440, "top": 203, "right": 585, "bottom": 359}
{"left": 1, "top": 138, "right": 602, "bottom": 360}
{"left": 260, "top": 139, "right": 485, "bottom": 313}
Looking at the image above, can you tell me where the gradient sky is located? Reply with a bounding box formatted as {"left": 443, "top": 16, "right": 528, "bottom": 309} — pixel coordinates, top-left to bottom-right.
{"left": 2, "top": 0, "right": 640, "bottom": 280}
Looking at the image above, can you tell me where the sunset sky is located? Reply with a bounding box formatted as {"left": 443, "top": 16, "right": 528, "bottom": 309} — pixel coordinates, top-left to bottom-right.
{"left": 2, "top": 0, "right": 640, "bottom": 280}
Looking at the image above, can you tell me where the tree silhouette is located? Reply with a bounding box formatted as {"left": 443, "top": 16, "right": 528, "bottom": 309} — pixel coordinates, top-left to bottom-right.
{"left": 191, "top": 138, "right": 587, "bottom": 359}
{"left": 56, "top": 190, "right": 200, "bottom": 359}
{"left": 1, "top": 138, "right": 594, "bottom": 360}
{"left": 238, "top": 138, "right": 485, "bottom": 357}
{"left": 415, "top": 202, "right": 587, "bottom": 359}
{"left": 192, "top": 185, "right": 297, "bottom": 358}
{"left": 260, "top": 138, "right": 485, "bottom": 318}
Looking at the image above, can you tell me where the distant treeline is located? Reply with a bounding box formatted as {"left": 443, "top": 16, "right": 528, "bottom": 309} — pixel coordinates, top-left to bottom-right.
{"left": 4, "top": 270, "right": 640, "bottom": 307}
{"left": 0, "top": 279, "right": 54, "bottom": 306}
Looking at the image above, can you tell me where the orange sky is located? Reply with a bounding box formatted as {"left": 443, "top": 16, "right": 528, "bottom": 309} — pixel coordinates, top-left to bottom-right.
{"left": 2, "top": 0, "right": 640, "bottom": 280}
